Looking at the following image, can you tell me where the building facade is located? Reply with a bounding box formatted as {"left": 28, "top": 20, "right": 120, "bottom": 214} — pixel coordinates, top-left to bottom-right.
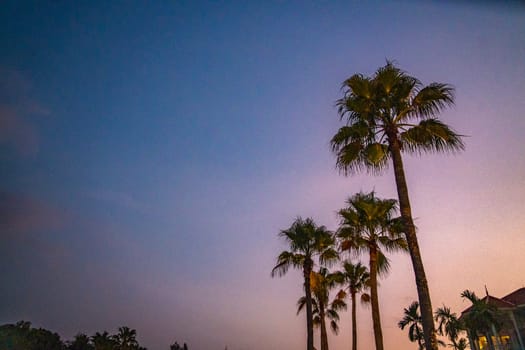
{"left": 460, "top": 288, "right": 525, "bottom": 350}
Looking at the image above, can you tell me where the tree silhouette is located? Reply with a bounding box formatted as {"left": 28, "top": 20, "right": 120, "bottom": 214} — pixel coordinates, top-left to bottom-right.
{"left": 68, "top": 333, "right": 94, "bottom": 350}
{"left": 461, "top": 290, "right": 500, "bottom": 350}
{"left": 331, "top": 61, "right": 464, "bottom": 350}
{"left": 170, "top": 342, "right": 188, "bottom": 350}
{"left": 337, "top": 192, "right": 407, "bottom": 350}
{"left": 0, "top": 321, "right": 65, "bottom": 350}
{"left": 272, "top": 217, "right": 338, "bottom": 350}
{"left": 297, "top": 267, "right": 346, "bottom": 350}
{"left": 335, "top": 261, "right": 370, "bottom": 350}
{"left": 92, "top": 331, "right": 117, "bottom": 350}
{"left": 435, "top": 305, "right": 466, "bottom": 350}
{"left": 399, "top": 301, "right": 425, "bottom": 350}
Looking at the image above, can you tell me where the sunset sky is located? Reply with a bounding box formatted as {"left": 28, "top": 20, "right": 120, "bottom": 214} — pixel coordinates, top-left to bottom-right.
{"left": 1, "top": 1, "right": 525, "bottom": 350}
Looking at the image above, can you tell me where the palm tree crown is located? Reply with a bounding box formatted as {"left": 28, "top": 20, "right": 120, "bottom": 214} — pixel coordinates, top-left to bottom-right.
{"left": 271, "top": 217, "right": 338, "bottom": 278}
{"left": 116, "top": 327, "right": 138, "bottom": 350}
{"left": 331, "top": 61, "right": 464, "bottom": 175}
{"left": 337, "top": 192, "right": 407, "bottom": 267}
{"left": 91, "top": 331, "right": 117, "bottom": 350}
{"left": 435, "top": 305, "right": 466, "bottom": 350}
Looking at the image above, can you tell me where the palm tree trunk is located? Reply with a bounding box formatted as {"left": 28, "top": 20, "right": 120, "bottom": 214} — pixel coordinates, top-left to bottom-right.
{"left": 304, "top": 262, "right": 314, "bottom": 350}
{"left": 369, "top": 246, "right": 384, "bottom": 350}
{"left": 388, "top": 133, "right": 438, "bottom": 350}
{"left": 486, "top": 333, "right": 496, "bottom": 350}
{"left": 467, "top": 330, "right": 479, "bottom": 350}
{"left": 320, "top": 302, "right": 329, "bottom": 350}
{"left": 351, "top": 290, "right": 357, "bottom": 350}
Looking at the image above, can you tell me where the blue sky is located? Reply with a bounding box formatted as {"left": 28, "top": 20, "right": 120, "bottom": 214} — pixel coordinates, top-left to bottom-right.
{"left": 1, "top": 1, "right": 525, "bottom": 349}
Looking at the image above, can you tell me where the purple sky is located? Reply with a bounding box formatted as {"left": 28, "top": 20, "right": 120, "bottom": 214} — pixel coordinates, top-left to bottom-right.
{"left": 1, "top": 1, "right": 525, "bottom": 349}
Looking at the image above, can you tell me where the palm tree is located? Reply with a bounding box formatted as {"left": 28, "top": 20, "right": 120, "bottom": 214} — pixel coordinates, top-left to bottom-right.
{"left": 336, "top": 261, "right": 370, "bottom": 350}
{"left": 115, "top": 327, "right": 138, "bottom": 350}
{"left": 435, "top": 305, "right": 466, "bottom": 350}
{"left": 297, "top": 267, "right": 346, "bottom": 350}
{"left": 337, "top": 192, "right": 408, "bottom": 350}
{"left": 170, "top": 342, "right": 188, "bottom": 350}
{"left": 460, "top": 290, "right": 500, "bottom": 350}
{"left": 399, "top": 301, "right": 425, "bottom": 350}
{"left": 297, "top": 294, "right": 345, "bottom": 350}
{"left": 91, "top": 331, "right": 116, "bottom": 350}
{"left": 297, "top": 294, "right": 346, "bottom": 350}
{"left": 68, "top": 333, "right": 94, "bottom": 350}
{"left": 272, "top": 217, "right": 339, "bottom": 350}
{"left": 331, "top": 62, "right": 464, "bottom": 350}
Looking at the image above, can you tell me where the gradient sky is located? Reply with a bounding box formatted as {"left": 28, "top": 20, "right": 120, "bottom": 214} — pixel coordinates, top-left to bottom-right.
{"left": 1, "top": 1, "right": 525, "bottom": 349}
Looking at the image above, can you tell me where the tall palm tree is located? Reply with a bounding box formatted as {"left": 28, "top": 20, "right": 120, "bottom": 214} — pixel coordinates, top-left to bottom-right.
{"left": 336, "top": 261, "right": 370, "bottom": 350}
{"left": 272, "top": 217, "right": 339, "bottom": 350}
{"left": 399, "top": 301, "right": 425, "bottom": 350}
{"left": 337, "top": 192, "right": 408, "bottom": 350}
{"left": 435, "top": 305, "right": 466, "bottom": 350}
{"left": 460, "top": 290, "right": 500, "bottom": 350}
{"left": 331, "top": 62, "right": 464, "bottom": 350}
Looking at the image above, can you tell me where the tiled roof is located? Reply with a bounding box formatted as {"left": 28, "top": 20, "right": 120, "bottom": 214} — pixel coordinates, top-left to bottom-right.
{"left": 502, "top": 287, "right": 525, "bottom": 306}
{"left": 461, "top": 295, "right": 516, "bottom": 315}
{"left": 485, "top": 295, "right": 516, "bottom": 308}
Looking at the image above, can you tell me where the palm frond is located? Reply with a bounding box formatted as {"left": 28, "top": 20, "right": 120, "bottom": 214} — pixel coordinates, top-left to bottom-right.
{"left": 364, "top": 143, "right": 389, "bottom": 168}
{"left": 410, "top": 83, "right": 455, "bottom": 119}
{"left": 376, "top": 251, "right": 391, "bottom": 277}
{"left": 336, "top": 289, "right": 347, "bottom": 300}
{"left": 333, "top": 139, "right": 366, "bottom": 175}
{"left": 319, "top": 247, "right": 339, "bottom": 266}
{"left": 330, "top": 123, "right": 370, "bottom": 149}
{"left": 460, "top": 290, "right": 479, "bottom": 303}
{"left": 401, "top": 118, "right": 465, "bottom": 154}
{"left": 271, "top": 251, "right": 304, "bottom": 277}
{"left": 331, "top": 298, "right": 347, "bottom": 311}
{"left": 330, "top": 320, "right": 339, "bottom": 334}
{"left": 378, "top": 235, "right": 408, "bottom": 253}
{"left": 331, "top": 124, "right": 389, "bottom": 176}
{"left": 296, "top": 296, "right": 307, "bottom": 315}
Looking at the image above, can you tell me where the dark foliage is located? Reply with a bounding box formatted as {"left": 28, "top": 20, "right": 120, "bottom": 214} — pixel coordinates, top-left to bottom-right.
{"left": 0, "top": 321, "right": 150, "bottom": 350}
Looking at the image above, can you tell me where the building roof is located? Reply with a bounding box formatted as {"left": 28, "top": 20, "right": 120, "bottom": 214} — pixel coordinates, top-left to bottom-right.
{"left": 502, "top": 287, "right": 525, "bottom": 306}
{"left": 461, "top": 294, "right": 516, "bottom": 315}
